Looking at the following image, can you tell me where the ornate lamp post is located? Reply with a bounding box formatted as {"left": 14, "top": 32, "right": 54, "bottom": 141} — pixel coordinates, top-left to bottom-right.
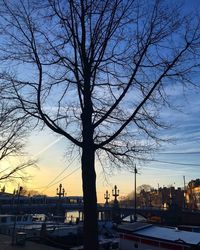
{"left": 56, "top": 184, "right": 65, "bottom": 216}
{"left": 112, "top": 185, "right": 120, "bottom": 223}
{"left": 57, "top": 183, "right": 65, "bottom": 198}
{"left": 104, "top": 190, "right": 110, "bottom": 205}
{"left": 112, "top": 185, "right": 119, "bottom": 206}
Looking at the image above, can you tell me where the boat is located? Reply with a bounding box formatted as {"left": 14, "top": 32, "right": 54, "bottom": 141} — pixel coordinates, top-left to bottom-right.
{"left": 0, "top": 214, "right": 119, "bottom": 248}
{"left": 0, "top": 214, "right": 33, "bottom": 235}
{"left": 0, "top": 213, "right": 82, "bottom": 239}
{"left": 118, "top": 222, "right": 200, "bottom": 250}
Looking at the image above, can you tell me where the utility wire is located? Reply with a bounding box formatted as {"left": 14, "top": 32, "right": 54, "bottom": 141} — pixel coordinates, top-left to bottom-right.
{"left": 44, "top": 159, "right": 199, "bottom": 192}
{"left": 149, "top": 159, "right": 199, "bottom": 166}
{"left": 41, "top": 166, "right": 81, "bottom": 193}
{"left": 29, "top": 154, "right": 199, "bottom": 193}
{"left": 41, "top": 154, "right": 79, "bottom": 190}
{"left": 33, "top": 154, "right": 79, "bottom": 192}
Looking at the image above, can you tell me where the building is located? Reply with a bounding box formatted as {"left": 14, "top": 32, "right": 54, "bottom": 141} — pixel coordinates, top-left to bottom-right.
{"left": 137, "top": 187, "right": 185, "bottom": 209}
{"left": 192, "top": 186, "right": 200, "bottom": 209}
{"left": 186, "top": 179, "right": 200, "bottom": 210}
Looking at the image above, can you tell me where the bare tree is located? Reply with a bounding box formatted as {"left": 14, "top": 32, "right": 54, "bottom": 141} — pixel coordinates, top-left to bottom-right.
{"left": 137, "top": 184, "right": 153, "bottom": 193}
{"left": 0, "top": 0, "right": 200, "bottom": 249}
{"left": 17, "top": 186, "right": 41, "bottom": 197}
{"left": 0, "top": 83, "right": 35, "bottom": 182}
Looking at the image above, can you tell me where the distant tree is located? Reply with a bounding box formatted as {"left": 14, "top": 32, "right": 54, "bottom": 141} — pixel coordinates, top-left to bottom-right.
{"left": 137, "top": 184, "right": 153, "bottom": 193}
{"left": 1, "top": 1, "right": 200, "bottom": 249}
{"left": 188, "top": 179, "right": 200, "bottom": 188}
{"left": 0, "top": 185, "right": 5, "bottom": 193}
{"left": 27, "top": 190, "right": 41, "bottom": 197}
{"left": 119, "top": 194, "right": 133, "bottom": 207}
{"left": 16, "top": 186, "right": 41, "bottom": 197}
{"left": 119, "top": 185, "right": 153, "bottom": 208}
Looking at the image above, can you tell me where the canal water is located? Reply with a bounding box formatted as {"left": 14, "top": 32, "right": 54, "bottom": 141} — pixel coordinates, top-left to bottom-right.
{"left": 65, "top": 211, "right": 82, "bottom": 223}
{"left": 123, "top": 214, "right": 146, "bottom": 222}
{"left": 65, "top": 211, "right": 146, "bottom": 223}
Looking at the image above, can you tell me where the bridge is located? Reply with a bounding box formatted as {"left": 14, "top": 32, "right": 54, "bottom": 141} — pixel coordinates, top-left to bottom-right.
{"left": 118, "top": 206, "right": 200, "bottom": 226}
{"left": 0, "top": 203, "right": 83, "bottom": 215}
{"left": 1, "top": 202, "right": 200, "bottom": 226}
{"left": 0, "top": 183, "right": 200, "bottom": 226}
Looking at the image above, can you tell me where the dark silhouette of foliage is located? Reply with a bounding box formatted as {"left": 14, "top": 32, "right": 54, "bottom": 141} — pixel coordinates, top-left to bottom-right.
{"left": 0, "top": 83, "right": 35, "bottom": 182}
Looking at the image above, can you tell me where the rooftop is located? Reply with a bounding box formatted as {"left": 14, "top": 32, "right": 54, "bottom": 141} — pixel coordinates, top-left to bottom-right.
{"left": 118, "top": 222, "right": 200, "bottom": 245}
{"left": 136, "top": 226, "right": 200, "bottom": 245}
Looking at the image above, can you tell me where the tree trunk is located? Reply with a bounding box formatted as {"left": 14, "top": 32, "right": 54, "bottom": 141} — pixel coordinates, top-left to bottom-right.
{"left": 81, "top": 105, "right": 99, "bottom": 250}
{"left": 81, "top": 145, "right": 98, "bottom": 250}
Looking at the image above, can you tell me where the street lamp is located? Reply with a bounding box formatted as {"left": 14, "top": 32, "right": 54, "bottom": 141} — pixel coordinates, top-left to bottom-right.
{"left": 134, "top": 165, "right": 137, "bottom": 222}
{"left": 104, "top": 190, "right": 110, "bottom": 205}
{"left": 11, "top": 186, "right": 23, "bottom": 245}
{"left": 112, "top": 185, "right": 119, "bottom": 206}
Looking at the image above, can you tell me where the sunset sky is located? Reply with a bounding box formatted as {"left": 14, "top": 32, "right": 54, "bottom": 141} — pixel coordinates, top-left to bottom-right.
{"left": 31, "top": 86, "right": 199, "bottom": 202}
{"left": 3, "top": 85, "right": 199, "bottom": 203}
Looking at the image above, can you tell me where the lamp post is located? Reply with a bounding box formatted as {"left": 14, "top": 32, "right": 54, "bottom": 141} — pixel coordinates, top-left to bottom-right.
{"left": 134, "top": 165, "right": 137, "bottom": 222}
{"left": 112, "top": 185, "right": 119, "bottom": 206}
{"left": 112, "top": 185, "right": 120, "bottom": 223}
{"left": 57, "top": 183, "right": 65, "bottom": 199}
{"left": 104, "top": 190, "right": 110, "bottom": 205}
{"left": 56, "top": 184, "right": 65, "bottom": 216}
{"left": 183, "top": 176, "right": 186, "bottom": 209}
{"left": 12, "top": 186, "right": 23, "bottom": 245}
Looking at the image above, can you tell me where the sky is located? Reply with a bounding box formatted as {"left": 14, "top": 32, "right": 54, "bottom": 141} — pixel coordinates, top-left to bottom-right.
{"left": 3, "top": 85, "right": 199, "bottom": 203}
{"left": 1, "top": 0, "right": 200, "bottom": 203}
{"left": 18, "top": 84, "right": 200, "bottom": 202}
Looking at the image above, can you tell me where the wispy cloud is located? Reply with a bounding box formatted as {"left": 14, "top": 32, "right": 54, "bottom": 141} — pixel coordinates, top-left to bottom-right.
{"left": 33, "top": 136, "right": 63, "bottom": 158}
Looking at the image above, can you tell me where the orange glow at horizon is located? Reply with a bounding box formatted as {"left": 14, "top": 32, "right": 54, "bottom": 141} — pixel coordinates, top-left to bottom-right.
{"left": 2, "top": 129, "right": 198, "bottom": 204}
